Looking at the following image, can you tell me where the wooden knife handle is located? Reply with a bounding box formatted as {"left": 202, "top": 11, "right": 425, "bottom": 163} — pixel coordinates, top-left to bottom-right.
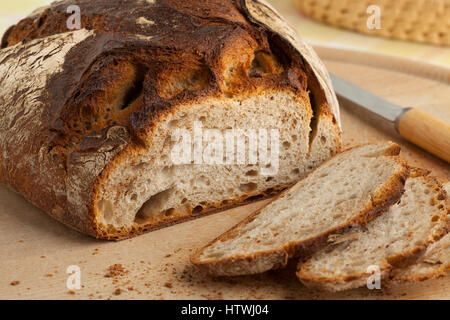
{"left": 396, "top": 108, "right": 450, "bottom": 163}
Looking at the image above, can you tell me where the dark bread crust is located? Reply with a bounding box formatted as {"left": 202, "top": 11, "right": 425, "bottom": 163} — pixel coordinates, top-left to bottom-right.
{"left": 1, "top": 0, "right": 340, "bottom": 134}
{"left": 297, "top": 171, "right": 449, "bottom": 291}
{"left": 0, "top": 0, "right": 340, "bottom": 239}
{"left": 191, "top": 143, "right": 409, "bottom": 276}
{"left": 2, "top": 0, "right": 251, "bottom": 49}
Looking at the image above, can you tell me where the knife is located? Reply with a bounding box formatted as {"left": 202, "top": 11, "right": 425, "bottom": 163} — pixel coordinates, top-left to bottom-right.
{"left": 330, "top": 74, "right": 450, "bottom": 164}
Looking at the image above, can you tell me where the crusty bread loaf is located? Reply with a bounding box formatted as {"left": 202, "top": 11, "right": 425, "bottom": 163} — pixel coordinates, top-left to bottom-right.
{"left": 0, "top": 0, "right": 341, "bottom": 239}
{"left": 191, "top": 143, "right": 409, "bottom": 276}
{"left": 297, "top": 171, "right": 449, "bottom": 292}
{"left": 391, "top": 182, "right": 450, "bottom": 282}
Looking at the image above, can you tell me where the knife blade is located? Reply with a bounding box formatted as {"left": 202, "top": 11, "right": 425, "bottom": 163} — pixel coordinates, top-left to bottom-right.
{"left": 330, "top": 74, "right": 450, "bottom": 163}
{"left": 330, "top": 74, "right": 407, "bottom": 122}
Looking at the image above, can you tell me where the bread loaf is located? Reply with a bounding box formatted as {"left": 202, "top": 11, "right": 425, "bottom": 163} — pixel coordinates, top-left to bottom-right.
{"left": 0, "top": 0, "right": 341, "bottom": 239}
{"left": 191, "top": 143, "right": 409, "bottom": 276}
{"left": 297, "top": 171, "right": 449, "bottom": 292}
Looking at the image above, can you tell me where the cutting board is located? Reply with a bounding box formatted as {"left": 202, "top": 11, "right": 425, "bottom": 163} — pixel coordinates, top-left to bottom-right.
{"left": 1, "top": 48, "right": 449, "bottom": 300}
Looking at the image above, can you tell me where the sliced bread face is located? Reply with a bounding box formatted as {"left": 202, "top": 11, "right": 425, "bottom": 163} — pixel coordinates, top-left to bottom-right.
{"left": 391, "top": 182, "right": 450, "bottom": 282}
{"left": 191, "top": 143, "right": 409, "bottom": 276}
{"left": 297, "top": 173, "right": 449, "bottom": 292}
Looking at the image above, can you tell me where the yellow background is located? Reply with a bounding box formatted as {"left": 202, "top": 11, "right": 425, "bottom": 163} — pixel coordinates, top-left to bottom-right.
{"left": 0, "top": 0, "right": 449, "bottom": 67}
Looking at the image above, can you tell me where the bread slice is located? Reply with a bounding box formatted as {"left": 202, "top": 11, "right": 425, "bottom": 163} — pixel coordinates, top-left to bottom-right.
{"left": 191, "top": 143, "right": 409, "bottom": 276}
{"left": 297, "top": 171, "right": 449, "bottom": 292}
{"left": 391, "top": 182, "right": 450, "bottom": 282}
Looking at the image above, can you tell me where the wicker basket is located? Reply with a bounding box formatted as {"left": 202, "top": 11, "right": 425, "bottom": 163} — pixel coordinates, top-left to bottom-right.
{"left": 293, "top": 0, "right": 450, "bottom": 46}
